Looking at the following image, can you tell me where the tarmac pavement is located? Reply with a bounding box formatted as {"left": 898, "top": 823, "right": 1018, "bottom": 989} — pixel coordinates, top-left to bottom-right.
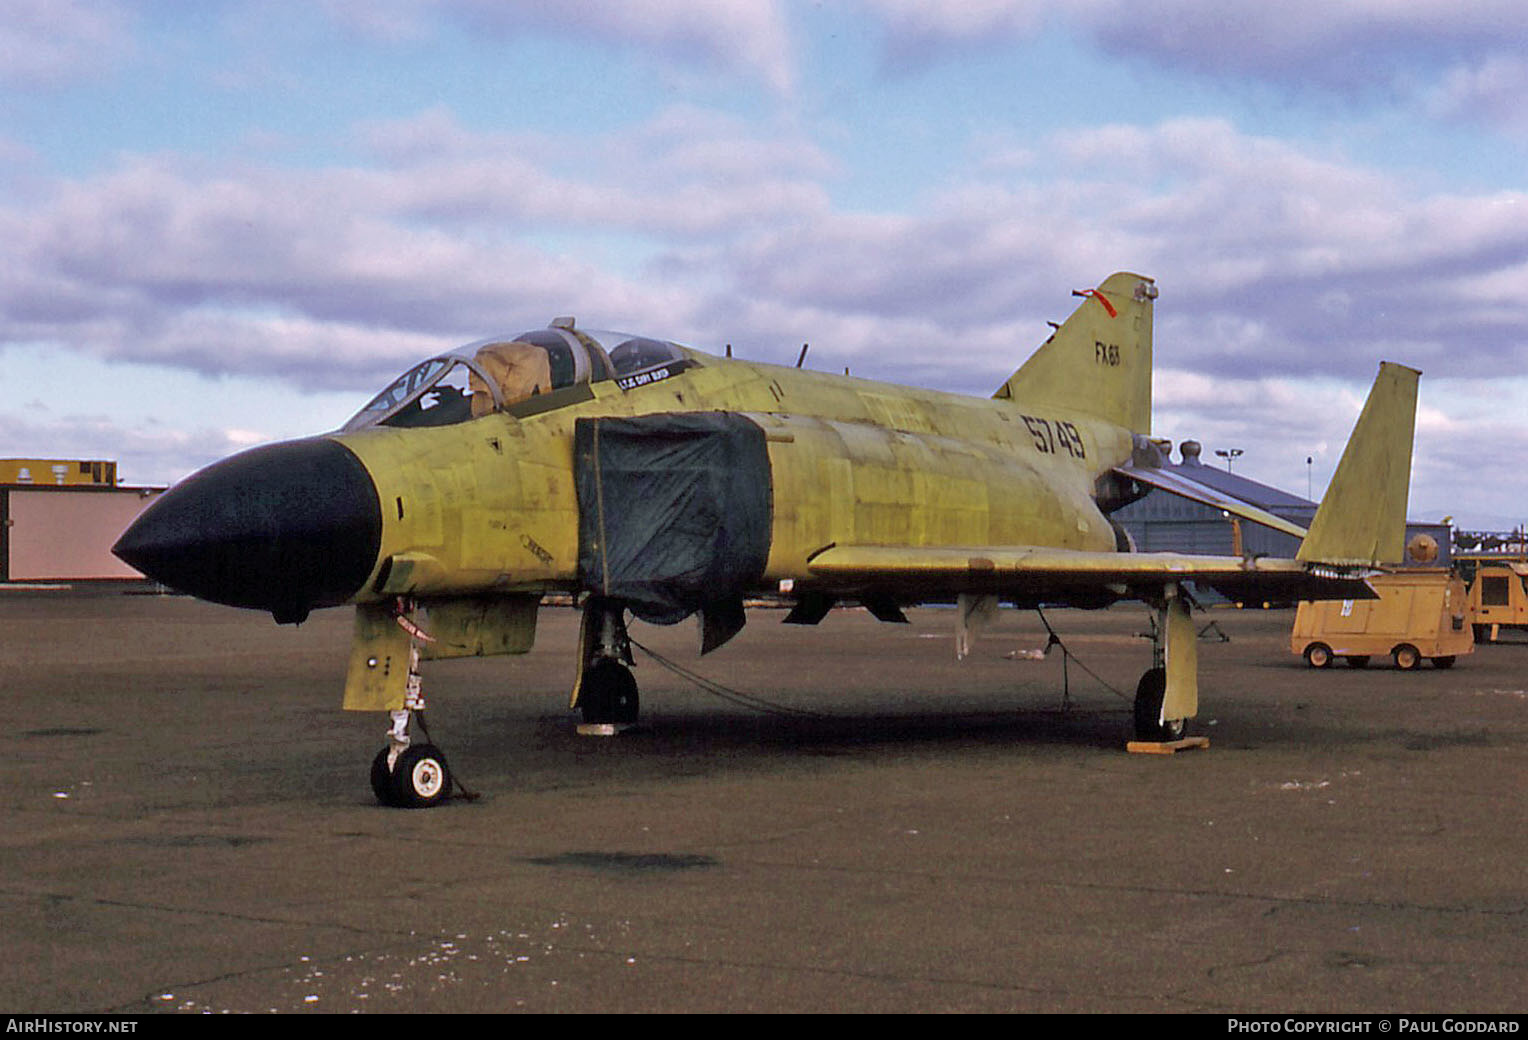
{"left": 3, "top": 593, "right": 1525, "bottom": 1013}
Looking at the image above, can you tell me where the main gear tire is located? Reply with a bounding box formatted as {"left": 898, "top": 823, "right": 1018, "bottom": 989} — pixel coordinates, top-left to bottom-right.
{"left": 1132, "top": 667, "right": 1187, "bottom": 742}
{"left": 580, "top": 658, "right": 640, "bottom": 725}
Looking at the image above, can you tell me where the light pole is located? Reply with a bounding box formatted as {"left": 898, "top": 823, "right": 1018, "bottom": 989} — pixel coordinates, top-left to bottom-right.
{"left": 1215, "top": 448, "right": 1243, "bottom": 472}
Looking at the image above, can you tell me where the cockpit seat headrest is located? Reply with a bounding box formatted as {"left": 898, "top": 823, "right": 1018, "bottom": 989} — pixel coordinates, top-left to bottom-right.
{"left": 472, "top": 341, "right": 554, "bottom": 412}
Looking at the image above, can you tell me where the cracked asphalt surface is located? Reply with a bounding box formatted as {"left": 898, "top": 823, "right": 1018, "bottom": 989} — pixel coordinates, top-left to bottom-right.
{"left": 4, "top": 593, "right": 1525, "bottom": 1013}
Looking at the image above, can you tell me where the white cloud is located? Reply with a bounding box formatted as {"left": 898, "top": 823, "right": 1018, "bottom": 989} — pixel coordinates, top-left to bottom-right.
{"left": 1151, "top": 368, "right": 1527, "bottom": 531}
{"left": 0, "top": 407, "right": 274, "bottom": 489}
{"left": 11, "top": 113, "right": 1526, "bottom": 396}
{"left": 324, "top": 0, "right": 796, "bottom": 91}
{"left": 1425, "top": 55, "right": 1528, "bottom": 137}
{"left": 1, "top": 157, "right": 692, "bottom": 389}
{"left": 854, "top": 0, "right": 1049, "bottom": 60}
{"left": 859, "top": 0, "right": 1528, "bottom": 135}
{"left": 675, "top": 117, "right": 1528, "bottom": 389}
{"left": 0, "top": 0, "right": 134, "bottom": 86}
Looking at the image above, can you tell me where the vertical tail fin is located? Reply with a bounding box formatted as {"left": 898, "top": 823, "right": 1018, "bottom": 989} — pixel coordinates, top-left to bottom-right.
{"left": 993, "top": 272, "right": 1157, "bottom": 434}
{"left": 1297, "top": 362, "right": 1420, "bottom": 566}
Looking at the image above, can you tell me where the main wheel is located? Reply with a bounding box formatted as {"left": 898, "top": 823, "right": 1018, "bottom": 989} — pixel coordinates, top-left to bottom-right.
{"left": 580, "top": 658, "right": 639, "bottom": 725}
{"left": 1133, "top": 667, "right": 1186, "bottom": 742}
{"left": 1304, "top": 643, "right": 1333, "bottom": 669}
{"left": 391, "top": 744, "right": 452, "bottom": 808}
{"left": 1393, "top": 644, "right": 1421, "bottom": 671}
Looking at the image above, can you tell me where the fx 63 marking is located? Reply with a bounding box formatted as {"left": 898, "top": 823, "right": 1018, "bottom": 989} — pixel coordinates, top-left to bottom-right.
{"left": 1095, "top": 340, "right": 1121, "bottom": 367}
{"left": 1020, "top": 415, "right": 1086, "bottom": 458}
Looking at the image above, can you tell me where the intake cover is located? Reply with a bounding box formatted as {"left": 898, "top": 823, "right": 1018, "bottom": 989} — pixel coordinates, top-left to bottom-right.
{"left": 575, "top": 413, "right": 772, "bottom": 624}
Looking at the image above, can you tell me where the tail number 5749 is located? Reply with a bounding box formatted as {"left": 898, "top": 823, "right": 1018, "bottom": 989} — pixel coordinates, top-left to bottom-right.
{"left": 1021, "top": 416, "right": 1086, "bottom": 458}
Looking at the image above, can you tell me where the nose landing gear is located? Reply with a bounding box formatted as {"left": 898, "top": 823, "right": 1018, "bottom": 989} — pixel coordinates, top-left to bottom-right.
{"left": 359, "top": 599, "right": 467, "bottom": 808}
{"left": 371, "top": 740, "right": 453, "bottom": 809}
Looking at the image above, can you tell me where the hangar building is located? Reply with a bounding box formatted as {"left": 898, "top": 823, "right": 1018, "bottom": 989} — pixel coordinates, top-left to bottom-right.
{"left": 1112, "top": 440, "right": 1448, "bottom": 571}
{"left": 1, "top": 459, "right": 163, "bottom": 584}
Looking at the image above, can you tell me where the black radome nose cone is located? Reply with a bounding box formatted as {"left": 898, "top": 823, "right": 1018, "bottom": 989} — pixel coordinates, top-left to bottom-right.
{"left": 114, "top": 438, "right": 382, "bottom": 623}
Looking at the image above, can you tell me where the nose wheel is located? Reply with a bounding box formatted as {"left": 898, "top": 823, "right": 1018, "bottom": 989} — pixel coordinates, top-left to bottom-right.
{"left": 364, "top": 600, "right": 472, "bottom": 808}
{"left": 371, "top": 742, "right": 454, "bottom": 809}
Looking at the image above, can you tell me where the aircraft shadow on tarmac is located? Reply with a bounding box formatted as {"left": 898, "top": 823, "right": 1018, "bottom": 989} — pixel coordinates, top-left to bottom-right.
{"left": 437, "top": 700, "right": 1142, "bottom": 786}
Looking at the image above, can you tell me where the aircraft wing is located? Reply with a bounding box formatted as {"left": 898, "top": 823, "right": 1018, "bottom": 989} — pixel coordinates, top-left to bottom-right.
{"left": 1113, "top": 463, "right": 1308, "bottom": 540}
{"left": 805, "top": 544, "right": 1375, "bottom": 603}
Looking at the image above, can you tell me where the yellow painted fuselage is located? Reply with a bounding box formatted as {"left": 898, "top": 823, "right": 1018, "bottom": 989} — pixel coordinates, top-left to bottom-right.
{"left": 334, "top": 351, "right": 1135, "bottom": 604}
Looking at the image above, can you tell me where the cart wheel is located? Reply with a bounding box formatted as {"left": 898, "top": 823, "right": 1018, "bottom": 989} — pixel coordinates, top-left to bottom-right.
{"left": 1393, "top": 644, "right": 1420, "bottom": 671}
{"left": 1304, "top": 643, "right": 1332, "bottom": 669}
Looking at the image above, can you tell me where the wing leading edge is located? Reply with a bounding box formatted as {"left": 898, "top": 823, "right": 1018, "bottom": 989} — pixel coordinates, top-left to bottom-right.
{"left": 805, "top": 543, "right": 1376, "bottom": 606}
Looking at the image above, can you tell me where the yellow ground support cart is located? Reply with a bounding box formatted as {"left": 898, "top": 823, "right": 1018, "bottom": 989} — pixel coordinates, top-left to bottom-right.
{"left": 1460, "top": 558, "right": 1528, "bottom": 642}
{"left": 1291, "top": 568, "right": 1472, "bottom": 670}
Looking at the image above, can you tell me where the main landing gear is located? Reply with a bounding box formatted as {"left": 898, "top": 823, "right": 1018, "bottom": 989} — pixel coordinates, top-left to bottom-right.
{"left": 1130, "top": 587, "right": 1196, "bottom": 743}
{"left": 574, "top": 597, "right": 640, "bottom": 730}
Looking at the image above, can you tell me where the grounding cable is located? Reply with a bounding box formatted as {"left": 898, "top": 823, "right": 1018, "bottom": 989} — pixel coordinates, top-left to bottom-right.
{"left": 633, "top": 612, "right": 1138, "bottom": 720}
{"left": 413, "top": 708, "right": 481, "bottom": 802}
{"left": 628, "top": 636, "right": 835, "bottom": 719}
{"left": 1033, "top": 607, "right": 1136, "bottom": 710}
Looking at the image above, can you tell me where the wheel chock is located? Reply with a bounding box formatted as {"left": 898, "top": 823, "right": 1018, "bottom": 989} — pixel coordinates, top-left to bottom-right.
{"left": 1126, "top": 736, "right": 1210, "bottom": 755}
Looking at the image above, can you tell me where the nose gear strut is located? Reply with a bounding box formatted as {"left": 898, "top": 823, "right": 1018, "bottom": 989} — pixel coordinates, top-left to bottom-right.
{"left": 368, "top": 598, "right": 478, "bottom": 807}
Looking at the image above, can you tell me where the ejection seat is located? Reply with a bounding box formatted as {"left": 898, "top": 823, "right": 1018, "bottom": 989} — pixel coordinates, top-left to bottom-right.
{"left": 469, "top": 341, "right": 556, "bottom": 416}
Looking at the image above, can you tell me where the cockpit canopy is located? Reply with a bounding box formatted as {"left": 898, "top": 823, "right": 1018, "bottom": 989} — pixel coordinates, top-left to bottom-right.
{"left": 342, "top": 323, "right": 691, "bottom": 432}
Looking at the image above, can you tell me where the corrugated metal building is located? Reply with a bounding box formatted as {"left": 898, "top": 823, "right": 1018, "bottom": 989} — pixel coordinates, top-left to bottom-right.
{"left": 1112, "top": 440, "right": 1448, "bottom": 574}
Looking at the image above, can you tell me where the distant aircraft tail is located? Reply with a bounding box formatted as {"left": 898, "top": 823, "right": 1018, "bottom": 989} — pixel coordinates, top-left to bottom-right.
{"left": 1297, "top": 362, "right": 1420, "bottom": 566}
{"left": 994, "top": 272, "right": 1157, "bottom": 434}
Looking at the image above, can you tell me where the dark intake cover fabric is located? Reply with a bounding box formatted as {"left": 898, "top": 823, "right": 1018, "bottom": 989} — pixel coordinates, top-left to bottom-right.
{"left": 575, "top": 413, "right": 772, "bottom": 623}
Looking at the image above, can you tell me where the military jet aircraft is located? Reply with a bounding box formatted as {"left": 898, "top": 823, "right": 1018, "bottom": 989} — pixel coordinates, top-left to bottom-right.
{"left": 114, "top": 273, "right": 1418, "bottom": 807}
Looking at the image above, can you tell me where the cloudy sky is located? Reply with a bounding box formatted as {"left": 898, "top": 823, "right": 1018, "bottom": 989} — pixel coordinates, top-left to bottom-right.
{"left": 3, "top": 1, "right": 1525, "bottom": 529}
